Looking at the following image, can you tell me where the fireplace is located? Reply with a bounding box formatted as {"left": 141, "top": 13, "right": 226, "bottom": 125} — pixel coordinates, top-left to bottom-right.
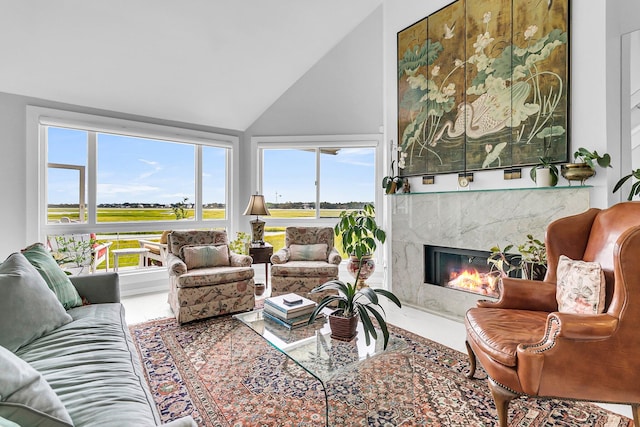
{"left": 424, "top": 245, "right": 520, "bottom": 298}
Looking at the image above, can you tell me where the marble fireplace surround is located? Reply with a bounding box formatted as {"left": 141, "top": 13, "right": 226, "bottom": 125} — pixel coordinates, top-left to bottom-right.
{"left": 391, "top": 186, "right": 591, "bottom": 321}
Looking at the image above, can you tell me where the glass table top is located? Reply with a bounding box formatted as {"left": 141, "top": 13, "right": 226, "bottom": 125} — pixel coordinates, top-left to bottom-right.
{"left": 233, "top": 309, "right": 407, "bottom": 383}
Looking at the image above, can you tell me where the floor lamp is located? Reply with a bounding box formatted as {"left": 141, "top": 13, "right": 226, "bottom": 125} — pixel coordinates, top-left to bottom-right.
{"left": 243, "top": 194, "right": 270, "bottom": 244}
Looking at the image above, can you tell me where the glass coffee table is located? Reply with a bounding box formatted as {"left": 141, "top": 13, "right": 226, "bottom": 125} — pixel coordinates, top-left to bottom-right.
{"left": 233, "top": 309, "right": 411, "bottom": 426}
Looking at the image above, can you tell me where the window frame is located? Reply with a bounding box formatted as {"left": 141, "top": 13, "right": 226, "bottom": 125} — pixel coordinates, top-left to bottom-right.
{"left": 26, "top": 106, "right": 240, "bottom": 248}
{"left": 251, "top": 134, "right": 383, "bottom": 228}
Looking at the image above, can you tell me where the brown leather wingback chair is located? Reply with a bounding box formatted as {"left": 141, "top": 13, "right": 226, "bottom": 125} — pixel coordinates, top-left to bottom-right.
{"left": 465, "top": 202, "right": 640, "bottom": 426}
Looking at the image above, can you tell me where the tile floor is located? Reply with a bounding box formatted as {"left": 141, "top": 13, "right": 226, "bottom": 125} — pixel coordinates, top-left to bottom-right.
{"left": 121, "top": 265, "right": 632, "bottom": 421}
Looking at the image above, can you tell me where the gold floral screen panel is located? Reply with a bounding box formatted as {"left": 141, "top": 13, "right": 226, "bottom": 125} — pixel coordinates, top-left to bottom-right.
{"left": 397, "top": 0, "right": 569, "bottom": 177}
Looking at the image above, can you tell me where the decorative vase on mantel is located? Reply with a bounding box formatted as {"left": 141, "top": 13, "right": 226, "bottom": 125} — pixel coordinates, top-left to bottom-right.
{"left": 561, "top": 163, "right": 595, "bottom": 185}
{"left": 535, "top": 167, "right": 553, "bottom": 187}
{"left": 346, "top": 255, "right": 375, "bottom": 289}
{"left": 328, "top": 310, "right": 358, "bottom": 341}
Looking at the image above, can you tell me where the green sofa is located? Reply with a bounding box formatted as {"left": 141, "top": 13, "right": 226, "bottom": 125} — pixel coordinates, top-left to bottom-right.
{"left": 0, "top": 251, "right": 195, "bottom": 427}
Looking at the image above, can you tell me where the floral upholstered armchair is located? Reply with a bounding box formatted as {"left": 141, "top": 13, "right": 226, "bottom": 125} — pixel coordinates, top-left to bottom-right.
{"left": 270, "top": 227, "right": 341, "bottom": 302}
{"left": 166, "top": 230, "right": 255, "bottom": 323}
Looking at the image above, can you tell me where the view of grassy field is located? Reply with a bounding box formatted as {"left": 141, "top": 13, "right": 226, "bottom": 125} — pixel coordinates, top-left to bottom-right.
{"left": 47, "top": 208, "right": 345, "bottom": 270}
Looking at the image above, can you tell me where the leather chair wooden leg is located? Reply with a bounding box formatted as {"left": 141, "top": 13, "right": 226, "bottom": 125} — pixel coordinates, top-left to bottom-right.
{"left": 488, "top": 379, "right": 517, "bottom": 427}
{"left": 632, "top": 404, "right": 640, "bottom": 427}
{"left": 465, "top": 340, "right": 477, "bottom": 379}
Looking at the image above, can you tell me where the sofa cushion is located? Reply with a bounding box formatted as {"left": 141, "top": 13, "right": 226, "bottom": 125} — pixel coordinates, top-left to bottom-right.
{"left": 0, "top": 253, "right": 72, "bottom": 352}
{"left": 289, "top": 243, "right": 328, "bottom": 261}
{"left": 0, "top": 415, "right": 19, "bottom": 427}
{"left": 182, "top": 244, "right": 230, "bottom": 269}
{"left": 176, "top": 265, "right": 254, "bottom": 288}
{"left": 169, "top": 230, "right": 228, "bottom": 256}
{"left": 21, "top": 243, "right": 82, "bottom": 309}
{"left": 271, "top": 261, "right": 339, "bottom": 277}
{"left": 0, "top": 345, "right": 73, "bottom": 426}
{"left": 556, "top": 255, "right": 606, "bottom": 314}
{"left": 16, "top": 303, "right": 161, "bottom": 426}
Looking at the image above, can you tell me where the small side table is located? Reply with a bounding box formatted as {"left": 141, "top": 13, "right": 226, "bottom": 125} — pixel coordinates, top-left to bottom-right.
{"left": 249, "top": 242, "right": 273, "bottom": 287}
{"left": 112, "top": 247, "right": 150, "bottom": 272}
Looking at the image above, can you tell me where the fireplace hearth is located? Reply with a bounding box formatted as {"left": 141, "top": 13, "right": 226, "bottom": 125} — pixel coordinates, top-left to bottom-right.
{"left": 424, "top": 245, "right": 520, "bottom": 298}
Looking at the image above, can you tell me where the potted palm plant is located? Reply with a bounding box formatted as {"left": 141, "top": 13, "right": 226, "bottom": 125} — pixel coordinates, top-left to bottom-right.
{"left": 307, "top": 265, "right": 401, "bottom": 349}
{"left": 334, "top": 203, "right": 386, "bottom": 288}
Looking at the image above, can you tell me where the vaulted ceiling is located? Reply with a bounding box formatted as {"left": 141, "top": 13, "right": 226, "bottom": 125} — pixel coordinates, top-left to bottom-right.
{"left": 0, "top": 1, "right": 382, "bottom": 130}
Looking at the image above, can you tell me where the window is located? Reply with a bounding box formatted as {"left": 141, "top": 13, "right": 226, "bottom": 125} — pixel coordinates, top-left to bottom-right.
{"left": 28, "top": 107, "right": 238, "bottom": 273}
{"left": 255, "top": 135, "right": 381, "bottom": 221}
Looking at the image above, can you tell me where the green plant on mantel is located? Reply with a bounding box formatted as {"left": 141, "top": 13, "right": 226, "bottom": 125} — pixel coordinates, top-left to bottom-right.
{"left": 572, "top": 147, "right": 611, "bottom": 169}
{"left": 382, "top": 160, "right": 404, "bottom": 194}
{"left": 488, "top": 234, "right": 547, "bottom": 281}
{"left": 530, "top": 156, "right": 559, "bottom": 186}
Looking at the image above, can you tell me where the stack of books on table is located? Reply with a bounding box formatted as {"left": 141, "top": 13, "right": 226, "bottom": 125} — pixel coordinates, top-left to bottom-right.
{"left": 263, "top": 293, "right": 317, "bottom": 329}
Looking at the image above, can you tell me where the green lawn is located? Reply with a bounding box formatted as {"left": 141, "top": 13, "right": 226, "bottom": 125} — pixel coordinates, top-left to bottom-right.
{"left": 48, "top": 207, "right": 347, "bottom": 269}
{"left": 48, "top": 207, "right": 341, "bottom": 223}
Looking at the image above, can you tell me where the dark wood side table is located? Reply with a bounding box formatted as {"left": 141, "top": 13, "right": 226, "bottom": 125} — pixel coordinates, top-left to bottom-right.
{"left": 249, "top": 242, "right": 273, "bottom": 287}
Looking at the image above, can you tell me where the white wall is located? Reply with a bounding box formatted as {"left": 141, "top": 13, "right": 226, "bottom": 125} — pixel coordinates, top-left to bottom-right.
{"left": 242, "top": 6, "right": 384, "bottom": 215}
{"left": 608, "top": 0, "right": 640, "bottom": 205}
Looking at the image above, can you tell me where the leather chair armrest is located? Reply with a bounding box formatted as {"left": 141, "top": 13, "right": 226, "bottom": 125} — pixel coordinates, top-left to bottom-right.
{"left": 166, "top": 253, "right": 187, "bottom": 275}
{"left": 230, "top": 252, "right": 252, "bottom": 267}
{"left": 552, "top": 312, "right": 618, "bottom": 340}
{"left": 477, "top": 277, "right": 557, "bottom": 311}
{"left": 70, "top": 272, "right": 120, "bottom": 303}
{"left": 271, "top": 248, "right": 290, "bottom": 264}
{"left": 327, "top": 247, "right": 342, "bottom": 265}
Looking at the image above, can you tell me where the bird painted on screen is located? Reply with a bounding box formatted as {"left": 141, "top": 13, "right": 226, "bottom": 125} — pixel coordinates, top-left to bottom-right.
{"left": 444, "top": 22, "right": 455, "bottom": 39}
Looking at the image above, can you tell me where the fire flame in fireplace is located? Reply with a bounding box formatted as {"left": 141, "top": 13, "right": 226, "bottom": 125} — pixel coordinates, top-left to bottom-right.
{"left": 447, "top": 268, "right": 498, "bottom": 297}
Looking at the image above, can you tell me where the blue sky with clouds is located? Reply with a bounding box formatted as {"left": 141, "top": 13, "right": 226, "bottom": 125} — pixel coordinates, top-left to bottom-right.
{"left": 47, "top": 127, "right": 374, "bottom": 205}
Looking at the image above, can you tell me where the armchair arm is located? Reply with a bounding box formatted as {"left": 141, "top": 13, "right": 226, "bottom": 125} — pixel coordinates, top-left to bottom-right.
{"left": 166, "top": 253, "right": 187, "bottom": 275}
{"left": 551, "top": 312, "right": 619, "bottom": 340}
{"left": 477, "top": 277, "right": 557, "bottom": 311}
{"left": 327, "top": 247, "right": 342, "bottom": 265}
{"left": 70, "top": 272, "right": 120, "bottom": 304}
{"left": 515, "top": 312, "right": 618, "bottom": 395}
{"left": 230, "top": 252, "right": 252, "bottom": 267}
{"left": 271, "top": 248, "right": 290, "bottom": 264}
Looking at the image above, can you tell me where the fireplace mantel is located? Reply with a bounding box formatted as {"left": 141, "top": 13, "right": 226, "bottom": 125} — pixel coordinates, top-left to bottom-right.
{"left": 390, "top": 186, "right": 591, "bottom": 320}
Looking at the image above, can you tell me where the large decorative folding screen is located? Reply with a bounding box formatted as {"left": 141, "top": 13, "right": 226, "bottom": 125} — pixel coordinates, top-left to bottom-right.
{"left": 397, "top": 0, "right": 569, "bottom": 177}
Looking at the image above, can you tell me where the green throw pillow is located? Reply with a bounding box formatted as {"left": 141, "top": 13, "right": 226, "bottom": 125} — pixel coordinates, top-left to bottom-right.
{"left": 21, "top": 243, "right": 82, "bottom": 309}
{"left": 0, "top": 253, "right": 72, "bottom": 352}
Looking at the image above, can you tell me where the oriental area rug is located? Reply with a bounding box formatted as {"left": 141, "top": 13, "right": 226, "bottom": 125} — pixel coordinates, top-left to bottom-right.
{"left": 130, "top": 316, "right": 632, "bottom": 426}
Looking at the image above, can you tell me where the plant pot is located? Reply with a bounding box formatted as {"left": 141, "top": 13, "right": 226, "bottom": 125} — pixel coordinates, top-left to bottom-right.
{"left": 328, "top": 310, "right": 358, "bottom": 341}
{"left": 521, "top": 262, "right": 547, "bottom": 281}
{"left": 386, "top": 181, "right": 397, "bottom": 194}
{"left": 561, "top": 163, "right": 595, "bottom": 185}
{"left": 535, "top": 167, "right": 553, "bottom": 187}
{"left": 254, "top": 282, "right": 265, "bottom": 297}
{"left": 346, "top": 255, "right": 375, "bottom": 289}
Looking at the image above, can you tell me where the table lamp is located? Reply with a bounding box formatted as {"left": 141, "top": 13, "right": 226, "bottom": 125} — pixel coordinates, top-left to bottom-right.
{"left": 243, "top": 194, "right": 270, "bottom": 244}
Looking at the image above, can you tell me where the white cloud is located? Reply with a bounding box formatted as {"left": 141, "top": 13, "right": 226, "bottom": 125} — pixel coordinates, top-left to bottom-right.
{"left": 138, "top": 158, "right": 163, "bottom": 179}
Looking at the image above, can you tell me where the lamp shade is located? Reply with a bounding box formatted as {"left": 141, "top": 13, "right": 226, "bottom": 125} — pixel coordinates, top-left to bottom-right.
{"left": 243, "top": 194, "right": 270, "bottom": 216}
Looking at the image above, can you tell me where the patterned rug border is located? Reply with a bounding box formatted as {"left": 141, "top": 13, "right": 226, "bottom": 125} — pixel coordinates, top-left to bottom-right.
{"left": 130, "top": 315, "right": 633, "bottom": 427}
